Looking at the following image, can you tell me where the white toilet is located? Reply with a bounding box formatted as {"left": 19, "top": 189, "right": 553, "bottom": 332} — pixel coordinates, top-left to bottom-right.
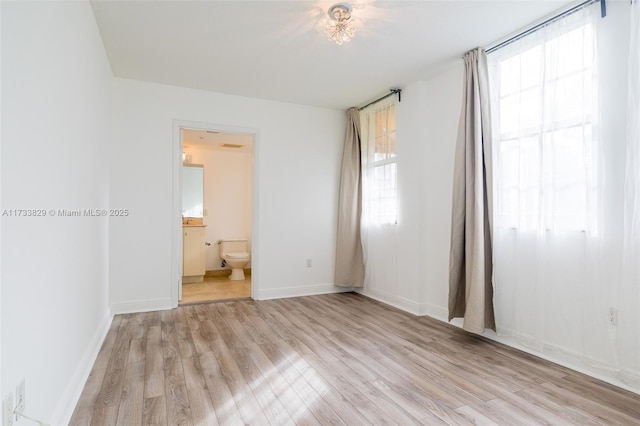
{"left": 219, "top": 239, "right": 250, "bottom": 280}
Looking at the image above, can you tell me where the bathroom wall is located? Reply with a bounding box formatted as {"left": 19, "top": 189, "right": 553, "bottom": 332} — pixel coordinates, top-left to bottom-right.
{"left": 186, "top": 145, "right": 253, "bottom": 271}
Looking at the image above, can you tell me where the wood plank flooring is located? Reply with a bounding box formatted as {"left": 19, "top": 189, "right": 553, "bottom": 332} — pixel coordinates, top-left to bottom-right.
{"left": 70, "top": 293, "right": 640, "bottom": 425}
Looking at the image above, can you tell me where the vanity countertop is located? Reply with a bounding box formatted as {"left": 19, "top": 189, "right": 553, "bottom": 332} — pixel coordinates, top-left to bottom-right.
{"left": 183, "top": 223, "right": 207, "bottom": 227}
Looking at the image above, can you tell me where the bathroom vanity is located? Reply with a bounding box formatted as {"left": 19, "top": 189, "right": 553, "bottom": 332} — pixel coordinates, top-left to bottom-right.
{"left": 182, "top": 224, "right": 206, "bottom": 283}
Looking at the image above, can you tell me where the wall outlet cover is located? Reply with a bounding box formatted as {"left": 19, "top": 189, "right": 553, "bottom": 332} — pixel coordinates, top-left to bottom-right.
{"left": 3, "top": 393, "right": 14, "bottom": 426}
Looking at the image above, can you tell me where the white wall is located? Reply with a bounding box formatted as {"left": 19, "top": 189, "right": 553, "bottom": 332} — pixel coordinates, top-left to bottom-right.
{"left": 417, "top": 66, "right": 464, "bottom": 318}
{"left": 1, "top": 1, "right": 113, "bottom": 423}
{"left": 110, "top": 78, "right": 346, "bottom": 310}
{"left": 187, "top": 146, "right": 253, "bottom": 271}
{"left": 395, "top": 82, "right": 429, "bottom": 310}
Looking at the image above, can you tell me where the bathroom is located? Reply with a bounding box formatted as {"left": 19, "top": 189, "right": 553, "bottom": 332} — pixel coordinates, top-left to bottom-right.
{"left": 180, "top": 128, "right": 254, "bottom": 304}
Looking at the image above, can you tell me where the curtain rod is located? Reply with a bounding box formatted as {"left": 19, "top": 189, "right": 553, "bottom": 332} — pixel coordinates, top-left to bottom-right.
{"left": 486, "top": 0, "right": 605, "bottom": 54}
{"left": 357, "top": 89, "right": 402, "bottom": 111}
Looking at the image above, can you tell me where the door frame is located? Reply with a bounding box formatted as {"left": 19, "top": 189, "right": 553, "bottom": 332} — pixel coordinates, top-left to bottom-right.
{"left": 171, "top": 119, "right": 260, "bottom": 307}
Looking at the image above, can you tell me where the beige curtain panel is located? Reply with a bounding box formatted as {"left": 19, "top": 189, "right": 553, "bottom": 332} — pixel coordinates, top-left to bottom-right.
{"left": 448, "top": 48, "right": 496, "bottom": 333}
{"left": 334, "top": 108, "right": 365, "bottom": 287}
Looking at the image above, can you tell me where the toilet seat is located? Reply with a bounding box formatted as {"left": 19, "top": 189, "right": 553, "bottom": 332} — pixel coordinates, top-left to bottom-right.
{"left": 219, "top": 239, "right": 250, "bottom": 281}
{"left": 225, "top": 251, "right": 249, "bottom": 259}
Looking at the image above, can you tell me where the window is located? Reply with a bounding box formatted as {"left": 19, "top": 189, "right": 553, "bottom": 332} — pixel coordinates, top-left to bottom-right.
{"left": 361, "top": 99, "right": 397, "bottom": 226}
{"left": 490, "top": 20, "right": 598, "bottom": 232}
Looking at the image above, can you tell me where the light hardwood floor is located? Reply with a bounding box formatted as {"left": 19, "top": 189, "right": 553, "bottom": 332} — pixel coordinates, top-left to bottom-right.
{"left": 71, "top": 293, "right": 640, "bottom": 425}
{"left": 180, "top": 275, "right": 251, "bottom": 305}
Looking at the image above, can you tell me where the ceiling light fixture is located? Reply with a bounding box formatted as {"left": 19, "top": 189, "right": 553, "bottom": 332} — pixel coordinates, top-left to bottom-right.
{"left": 326, "top": 3, "right": 355, "bottom": 45}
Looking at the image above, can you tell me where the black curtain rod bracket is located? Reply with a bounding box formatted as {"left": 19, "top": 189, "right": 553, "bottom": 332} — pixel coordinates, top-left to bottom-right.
{"left": 358, "top": 89, "right": 402, "bottom": 111}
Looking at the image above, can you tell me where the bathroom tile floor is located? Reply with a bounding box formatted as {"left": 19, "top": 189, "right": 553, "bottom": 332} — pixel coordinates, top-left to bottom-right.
{"left": 180, "top": 274, "right": 251, "bottom": 304}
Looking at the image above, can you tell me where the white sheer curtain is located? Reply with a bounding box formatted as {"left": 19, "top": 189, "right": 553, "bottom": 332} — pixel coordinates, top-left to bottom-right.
{"left": 619, "top": 0, "right": 640, "bottom": 382}
{"left": 360, "top": 97, "right": 399, "bottom": 295}
{"left": 488, "top": 4, "right": 638, "bottom": 387}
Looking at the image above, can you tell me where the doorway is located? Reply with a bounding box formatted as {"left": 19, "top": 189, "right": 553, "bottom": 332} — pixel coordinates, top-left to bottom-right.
{"left": 173, "top": 121, "right": 258, "bottom": 305}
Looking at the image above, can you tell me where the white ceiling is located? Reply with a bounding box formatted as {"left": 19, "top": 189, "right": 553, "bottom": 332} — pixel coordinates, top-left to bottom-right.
{"left": 91, "top": 0, "right": 574, "bottom": 110}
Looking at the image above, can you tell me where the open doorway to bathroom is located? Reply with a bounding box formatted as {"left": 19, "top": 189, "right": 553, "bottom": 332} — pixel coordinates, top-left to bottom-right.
{"left": 179, "top": 127, "right": 254, "bottom": 305}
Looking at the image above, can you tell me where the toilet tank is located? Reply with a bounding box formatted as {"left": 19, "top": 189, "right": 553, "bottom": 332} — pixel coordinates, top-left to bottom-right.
{"left": 219, "top": 239, "right": 248, "bottom": 256}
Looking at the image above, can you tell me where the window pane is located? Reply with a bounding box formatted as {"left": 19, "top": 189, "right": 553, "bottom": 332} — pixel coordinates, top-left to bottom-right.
{"left": 500, "top": 94, "right": 520, "bottom": 135}
{"left": 520, "top": 87, "right": 541, "bottom": 131}
{"left": 498, "top": 140, "right": 520, "bottom": 227}
{"left": 492, "top": 22, "right": 596, "bottom": 232}
{"left": 500, "top": 56, "right": 520, "bottom": 95}
{"left": 519, "top": 136, "right": 541, "bottom": 230}
{"left": 551, "top": 25, "right": 592, "bottom": 77}
{"left": 374, "top": 134, "right": 387, "bottom": 162}
{"left": 387, "top": 131, "right": 396, "bottom": 159}
{"left": 544, "top": 73, "right": 586, "bottom": 125}
{"left": 374, "top": 105, "right": 396, "bottom": 161}
{"left": 363, "top": 101, "right": 398, "bottom": 225}
{"left": 520, "top": 46, "right": 542, "bottom": 89}
{"left": 542, "top": 126, "right": 590, "bottom": 230}
{"left": 371, "top": 162, "right": 397, "bottom": 224}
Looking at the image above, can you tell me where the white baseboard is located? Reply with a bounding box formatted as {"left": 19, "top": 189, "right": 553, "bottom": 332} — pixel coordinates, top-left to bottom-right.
{"left": 355, "top": 288, "right": 422, "bottom": 315}
{"left": 49, "top": 307, "right": 113, "bottom": 425}
{"left": 419, "top": 302, "right": 448, "bottom": 320}
{"left": 110, "top": 298, "right": 174, "bottom": 314}
{"left": 256, "top": 283, "right": 353, "bottom": 300}
{"left": 481, "top": 331, "right": 640, "bottom": 395}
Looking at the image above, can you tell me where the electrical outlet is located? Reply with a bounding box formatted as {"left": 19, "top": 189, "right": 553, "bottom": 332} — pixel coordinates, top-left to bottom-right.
{"left": 15, "top": 380, "right": 24, "bottom": 416}
{"left": 306, "top": 258, "right": 312, "bottom": 268}
{"left": 609, "top": 308, "right": 618, "bottom": 326}
{"left": 3, "top": 393, "right": 14, "bottom": 426}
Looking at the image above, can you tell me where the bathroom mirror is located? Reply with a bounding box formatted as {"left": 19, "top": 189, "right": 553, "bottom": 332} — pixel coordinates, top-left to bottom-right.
{"left": 182, "top": 164, "right": 204, "bottom": 218}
